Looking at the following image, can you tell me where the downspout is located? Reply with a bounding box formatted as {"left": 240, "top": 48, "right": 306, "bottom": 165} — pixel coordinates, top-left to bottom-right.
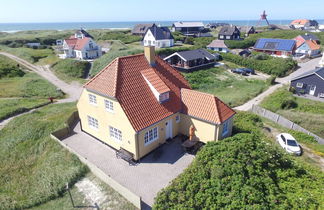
{"left": 135, "top": 131, "right": 140, "bottom": 162}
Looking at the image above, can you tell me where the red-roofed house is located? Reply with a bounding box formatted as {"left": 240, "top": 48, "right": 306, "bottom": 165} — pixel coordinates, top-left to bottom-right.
{"left": 77, "top": 46, "right": 235, "bottom": 161}
{"left": 62, "top": 29, "right": 102, "bottom": 60}
{"left": 294, "top": 35, "right": 321, "bottom": 57}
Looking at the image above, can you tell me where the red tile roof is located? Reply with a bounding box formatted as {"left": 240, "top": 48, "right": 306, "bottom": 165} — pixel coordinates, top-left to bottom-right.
{"left": 75, "top": 37, "right": 90, "bottom": 50}
{"left": 207, "top": 40, "right": 228, "bottom": 49}
{"left": 294, "top": 36, "right": 305, "bottom": 48}
{"left": 84, "top": 53, "right": 235, "bottom": 131}
{"left": 181, "top": 89, "right": 235, "bottom": 124}
{"left": 65, "top": 38, "right": 78, "bottom": 48}
{"left": 141, "top": 68, "right": 170, "bottom": 94}
{"left": 305, "top": 40, "right": 320, "bottom": 50}
{"left": 291, "top": 19, "right": 309, "bottom": 25}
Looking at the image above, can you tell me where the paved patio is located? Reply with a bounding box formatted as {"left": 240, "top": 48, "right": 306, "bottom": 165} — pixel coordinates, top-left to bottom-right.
{"left": 61, "top": 123, "right": 195, "bottom": 208}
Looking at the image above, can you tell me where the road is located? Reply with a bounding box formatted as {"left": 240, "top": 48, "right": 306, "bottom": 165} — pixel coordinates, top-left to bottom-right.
{"left": 235, "top": 57, "right": 322, "bottom": 111}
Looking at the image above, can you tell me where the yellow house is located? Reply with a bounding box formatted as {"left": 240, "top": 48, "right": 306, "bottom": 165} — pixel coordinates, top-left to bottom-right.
{"left": 77, "top": 46, "right": 235, "bottom": 161}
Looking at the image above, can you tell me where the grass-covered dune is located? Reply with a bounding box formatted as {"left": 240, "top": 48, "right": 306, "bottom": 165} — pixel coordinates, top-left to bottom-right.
{"left": 0, "top": 103, "right": 88, "bottom": 209}
{"left": 0, "top": 54, "right": 25, "bottom": 78}
{"left": 153, "top": 112, "right": 324, "bottom": 209}
{"left": 51, "top": 59, "right": 90, "bottom": 82}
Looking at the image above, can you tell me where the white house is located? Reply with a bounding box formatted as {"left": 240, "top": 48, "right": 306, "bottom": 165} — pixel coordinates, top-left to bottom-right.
{"left": 62, "top": 29, "right": 102, "bottom": 60}
{"left": 143, "top": 26, "right": 174, "bottom": 48}
{"left": 207, "top": 40, "right": 229, "bottom": 53}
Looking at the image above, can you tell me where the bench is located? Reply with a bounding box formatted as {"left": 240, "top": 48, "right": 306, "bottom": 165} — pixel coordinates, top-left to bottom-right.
{"left": 116, "top": 148, "right": 136, "bottom": 165}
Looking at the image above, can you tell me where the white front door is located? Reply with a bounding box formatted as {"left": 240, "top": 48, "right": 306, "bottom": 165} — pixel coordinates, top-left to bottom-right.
{"left": 309, "top": 85, "right": 316, "bottom": 95}
{"left": 165, "top": 119, "right": 173, "bottom": 140}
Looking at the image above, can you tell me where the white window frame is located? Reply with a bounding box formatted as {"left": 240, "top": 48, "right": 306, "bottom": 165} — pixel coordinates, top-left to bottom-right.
{"left": 144, "top": 127, "right": 158, "bottom": 146}
{"left": 109, "top": 126, "right": 122, "bottom": 141}
{"left": 296, "top": 82, "right": 304, "bottom": 88}
{"left": 176, "top": 115, "right": 180, "bottom": 123}
{"left": 104, "top": 99, "right": 114, "bottom": 112}
{"left": 87, "top": 116, "right": 98, "bottom": 130}
{"left": 88, "top": 94, "right": 97, "bottom": 105}
{"left": 222, "top": 120, "right": 229, "bottom": 137}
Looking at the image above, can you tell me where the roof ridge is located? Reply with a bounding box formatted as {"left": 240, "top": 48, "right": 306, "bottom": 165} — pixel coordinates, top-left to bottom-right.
{"left": 118, "top": 53, "right": 144, "bottom": 60}
{"left": 113, "top": 57, "right": 120, "bottom": 96}
{"left": 83, "top": 58, "right": 118, "bottom": 88}
{"left": 214, "top": 97, "right": 222, "bottom": 123}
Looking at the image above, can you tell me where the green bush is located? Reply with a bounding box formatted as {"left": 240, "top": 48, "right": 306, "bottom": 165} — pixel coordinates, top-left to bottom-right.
{"left": 220, "top": 52, "right": 297, "bottom": 77}
{"left": 261, "top": 89, "right": 296, "bottom": 112}
{"left": 266, "top": 75, "right": 276, "bottom": 85}
{"left": 154, "top": 130, "right": 324, "bottom": 209}
{"left": 184, "top": 37, "right": 194, "bottom": 45}
{"left": 0, "top": 55, "right": 25, "bottom": 78}
{"left": 281, "top": 99, "right": 298, "bottom": 109}
{"left": 171, "top": 31, "right": 186, "bottom": 42}
{"left": 52, "top": 59, "right": 90, "bottom": 79}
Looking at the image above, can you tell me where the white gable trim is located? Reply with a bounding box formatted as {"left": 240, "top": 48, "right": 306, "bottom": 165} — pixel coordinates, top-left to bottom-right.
{"left": 163, "top": 52, "right": 187, "bottom": 62}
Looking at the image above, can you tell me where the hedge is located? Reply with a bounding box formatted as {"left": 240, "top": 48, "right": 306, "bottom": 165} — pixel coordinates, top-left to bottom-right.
{"left": 221, "top": 52, "right": 297, "bottom": 77}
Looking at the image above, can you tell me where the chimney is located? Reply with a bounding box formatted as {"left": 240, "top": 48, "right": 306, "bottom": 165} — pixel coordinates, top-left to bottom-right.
{"left": 144, "top": 46, "right": 156, "bottom": 66}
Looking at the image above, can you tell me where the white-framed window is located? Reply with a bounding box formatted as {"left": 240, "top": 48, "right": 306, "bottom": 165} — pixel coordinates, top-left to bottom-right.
{"left": 220, "top": 35, "right": 224, "bottom": 39}
{"left": 109, "top": 126, "right": 122, "bottom": 141}
{"left": 296, "top": 82, "right": 304, "bottom": 88}
{"left": 87, "top": 116, "right": 98, "bottom": 129}
{"left": 144, "top": 127, "right": 158, "bottom": 146}
{"left": 222, "top": 120, "right": 229, "bottom": 137}
{"left": 104, "top": 99, "right": 114, "bottom": 112}
{"left": 176, "top": 115, "right": 180, "bottom": 123}
{"left": 88, "top": 94, "right": 97, "bottom": 105}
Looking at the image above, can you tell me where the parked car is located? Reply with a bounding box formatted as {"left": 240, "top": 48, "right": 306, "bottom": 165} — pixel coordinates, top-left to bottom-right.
{"left": 231, "top": 68, "right": 248, "bottom": 76}
{"left": 276, "top": 133, "right": 301, "bottom": 156}
{"left": 241, "top": 68, "right": 255, "bottom": 75}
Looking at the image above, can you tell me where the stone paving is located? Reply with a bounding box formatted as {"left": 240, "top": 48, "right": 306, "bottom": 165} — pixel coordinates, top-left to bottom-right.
{"left": 62, "top": 123, "right": 195, "bottom": 207}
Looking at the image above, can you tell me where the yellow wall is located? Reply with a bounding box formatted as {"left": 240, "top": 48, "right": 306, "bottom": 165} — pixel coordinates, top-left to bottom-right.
{"left": 77, "top": 88, "right": 234, "bottom": 160}
{"left": 77, "top": 89, "right": 138, "bottom": 158}
{"left": 179, "top": 114, "right": 218, "bottom": 143}
{"left": 137, "top": 114, "right": 180, "bottom": 158}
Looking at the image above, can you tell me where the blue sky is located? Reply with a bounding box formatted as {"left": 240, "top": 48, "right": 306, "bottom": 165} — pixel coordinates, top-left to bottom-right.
{"left": 0, "top": 0, "right": 323, "bottom": 23}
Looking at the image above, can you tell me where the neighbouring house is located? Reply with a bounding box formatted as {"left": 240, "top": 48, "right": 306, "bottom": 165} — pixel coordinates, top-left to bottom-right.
{"left": 163, "top": 49, "right": 217, "bottom": 71}
{"left": 77, "top": 46, "right": 235, "bottom": 161}
{"left": 62, "top": 29, "right": 102, "bottom": 60}
{"left": 295, "top": 33, "right": 320, "bottom": 44}
{"left": 142, "top": 25, "right": 174, "bottom": 48}
{"left": 232, "top": 49, "right": 252, "bottom": 57}
{"left": 131, "top": 23, "right": 156, "bottom": 36}
{"left": 238, "top": 26, "right": 256, "bottom": 37}
{"left": 56, "top": 40, "right": 63, "bottom": 45}
{"left": 294, "top": 38, "right": 321, "bottom": 57}
{"left": 171, "top": 22, "right": 205, "bottom": 36}
{"left": 207, "top": 23, "right": 229, "bottom": 29}
{"left": 206, "top": 40, "right": 229, "bottom": 53}
{"left": 291, "top": 67, "right": 324, "bottom": 98}
{"left": 290, "top": 19, "right": 319, "bottom": 30}
{"left": 26, "top": 43, "right": 41, "bottom": 48}
{"left": 253, "top": 38, "right": 296, "bottom": 57}
{"left": 218, "top": 25, "right": 240, "bottom": 40}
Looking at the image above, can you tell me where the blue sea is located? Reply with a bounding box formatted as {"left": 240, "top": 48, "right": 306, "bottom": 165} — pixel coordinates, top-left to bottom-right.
{"left": 1, "top": 20, "right": 324, "bottom": 32}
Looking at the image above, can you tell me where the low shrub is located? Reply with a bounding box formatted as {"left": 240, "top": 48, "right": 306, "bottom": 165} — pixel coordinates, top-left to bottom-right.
{"left": 281, "top": 99, "right": 298, "bottom": 109}
{"left": 96, "top": 30, "right": 141, "bottom": 44}
{"left": 0, "top": 55, "right": 25, "bottom": 78}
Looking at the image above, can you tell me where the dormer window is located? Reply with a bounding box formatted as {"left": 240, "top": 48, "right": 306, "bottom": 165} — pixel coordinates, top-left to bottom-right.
{"left": 159, "top": 92, "right": 169, "bottom": 103}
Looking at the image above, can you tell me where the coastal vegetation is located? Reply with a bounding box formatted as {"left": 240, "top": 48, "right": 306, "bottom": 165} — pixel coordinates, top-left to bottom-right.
{"left": 182, "top": 67, "right": 269, "bottom": 107}
{"left": 0, "top": 103, "right": 88, "bottom": 209}
{"left": 153, "top": 112, "right": 324, "bottom": 209}
{"left": 260, "top": 87, "right": 324, "bottom": 139}
{"left": 220, "top": 52, "right": 297, "bottom": 77}
{"left": 0, "top": 54, "right": 25, "bottom": 78}
{"left": 51, "top": 59, "right": 91, "bottom": 83}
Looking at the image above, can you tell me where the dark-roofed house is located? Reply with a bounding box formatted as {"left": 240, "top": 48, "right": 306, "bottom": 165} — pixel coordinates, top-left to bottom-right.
{"left": 163, "top": 49, "right": 216, "bottom": 71}
{"left": 253, "top": 38, "right": 296, "bottom": 57}
{"left": 238, "top": 26, "right": 256, "bottom": 37}
{"left": 171, "top": 22, "right": 205, "bottom": 36}
{"left": 74, "top": 28, "right": 94, "bottom": 39}
{"left": 296, "top": 33, "right": 320, "bottom": 43}
{"left": 218, "top": 25, "right": 240, "bottom": 40}
{"left": 291, "top": 67, "right": 324, "bottom": 98}
{"left": 131, "top": 23, "right": 156, "bottom": 36}
{"left": 207, "top": 40, "right": 229, "bottom": 53}
{"left": 143, "top": 25, "right": 174, "bottom": 48}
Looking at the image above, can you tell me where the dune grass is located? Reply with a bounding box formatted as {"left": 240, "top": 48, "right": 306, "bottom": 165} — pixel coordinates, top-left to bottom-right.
{"left": 0, "top": 103, "right": 88, "bottom": 210}
{"left": 183, "top": 67, "right": 269, "bottom": 107}
{"left": 260, "top": 87, "right": 324, "bottom": 138}
{"left": 51, "top": 59, "right": 90, "bottom": 83}
{"left": 0, "top": 72, "right": 63, "bottom": 98}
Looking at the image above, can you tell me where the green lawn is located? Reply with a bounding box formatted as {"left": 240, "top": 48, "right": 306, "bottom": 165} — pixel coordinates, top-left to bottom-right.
{"left": 260, "top": 87, "right": 324, "bottom": 138}
{"left": 182, "top": 67, "right": 270, "bottom": 107}
{"left": 0, "top": 103, "right": 88, "bottom": 209}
